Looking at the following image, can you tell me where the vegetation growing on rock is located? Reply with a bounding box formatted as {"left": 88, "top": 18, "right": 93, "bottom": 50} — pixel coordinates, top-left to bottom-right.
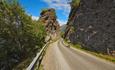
{"left": 0, "top": 0, "right": 46, "bottom": 69}
{"left": 64, "top": 0, "right": 115, "bottom": 55}
{"left": 71, "top": 0, "right": 80, "bottom": 7}
{"left": 39, "top": 8, "right": 60, "bottom": 35}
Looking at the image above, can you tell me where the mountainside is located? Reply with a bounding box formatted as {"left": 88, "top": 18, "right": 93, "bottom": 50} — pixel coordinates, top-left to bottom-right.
{"left": 39, "top": 8, "right": 60, "bottom": 35}
{"left": 60, "top": 24, "right": 67, "bottom": 33}
{"left": 64, "top": 0, "right": 115, "bottom": 54}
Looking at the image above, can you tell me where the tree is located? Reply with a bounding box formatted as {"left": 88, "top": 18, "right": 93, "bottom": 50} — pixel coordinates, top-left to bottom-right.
{"left": 0, "top": 0, "right": 46, "bottom": 69}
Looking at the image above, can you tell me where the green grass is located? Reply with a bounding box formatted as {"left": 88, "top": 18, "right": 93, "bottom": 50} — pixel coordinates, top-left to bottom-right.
{"left": 13, "top": 57, "right": 33, "bottom": 70}
{"left": 64, "top": 39, "right": 115, "bottom": 63}
{"left": 38, "top": 65, "right": 44, "bottom": 70}
{"left": 89, "top": 51, "right": 115, "bottom": 63}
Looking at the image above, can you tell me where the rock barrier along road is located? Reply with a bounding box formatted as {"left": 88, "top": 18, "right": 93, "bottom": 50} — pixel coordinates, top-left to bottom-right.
{"left": 42, "top": 39, "right": 115, "bottom": 70}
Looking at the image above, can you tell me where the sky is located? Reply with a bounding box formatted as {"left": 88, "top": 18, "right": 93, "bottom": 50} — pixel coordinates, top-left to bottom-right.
{"left": 19, "top": 0, "right": 71, "bottom": 25}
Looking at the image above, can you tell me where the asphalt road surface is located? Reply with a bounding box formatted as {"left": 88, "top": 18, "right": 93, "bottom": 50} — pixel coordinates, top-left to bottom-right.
{"left": 42, "top": 39, "right": 115, "bottom": 70}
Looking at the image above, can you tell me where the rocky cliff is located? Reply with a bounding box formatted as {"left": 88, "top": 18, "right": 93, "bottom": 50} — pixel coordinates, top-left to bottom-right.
{"left": 39, "top": 8, "right": 60, "bottom": 35}
{"left": 64, "top": 0, "right": 115, "bottom": 54}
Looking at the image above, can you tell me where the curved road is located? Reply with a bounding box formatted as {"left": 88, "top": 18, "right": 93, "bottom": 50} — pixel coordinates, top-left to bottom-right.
{"left": 42, "top": 39, "right": 115, "bottom": 70}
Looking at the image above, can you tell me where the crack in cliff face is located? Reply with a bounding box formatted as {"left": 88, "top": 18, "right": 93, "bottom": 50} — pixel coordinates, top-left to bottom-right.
{"left": 64, "top": 0, "right": 115, "bottom": 54}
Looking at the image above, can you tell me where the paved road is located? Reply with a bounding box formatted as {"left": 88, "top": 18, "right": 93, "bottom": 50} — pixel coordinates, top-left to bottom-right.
{"left": 42, "top": 39, "right": 115, "bottom": 70}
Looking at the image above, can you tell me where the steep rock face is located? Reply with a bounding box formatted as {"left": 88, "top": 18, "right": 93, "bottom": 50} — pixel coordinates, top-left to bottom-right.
{"left": 39, "top": 8, "right": 60, "bottom": 34}
{"left": 65, "top": 0, "right": 115, "bottom": 54}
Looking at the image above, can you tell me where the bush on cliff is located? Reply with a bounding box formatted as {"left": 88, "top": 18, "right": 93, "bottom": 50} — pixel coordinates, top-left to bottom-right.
{"left": 71, "top": 0, "right": 80, "bottom": 7}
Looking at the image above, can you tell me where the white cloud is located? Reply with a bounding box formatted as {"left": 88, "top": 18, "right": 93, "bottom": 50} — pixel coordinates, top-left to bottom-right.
{"left": 58, "top": 19, "right": 67, "bottom": 26}
{"left": 32, "top": 16, "right": 39, "bottom": 20}
{"left": 42, "top": 0, "right": 71, "bottom": 16}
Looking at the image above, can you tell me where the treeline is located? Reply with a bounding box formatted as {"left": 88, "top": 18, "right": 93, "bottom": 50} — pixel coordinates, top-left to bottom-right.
{"left": 0, "top": 0, "right": 46, "bottom": 69}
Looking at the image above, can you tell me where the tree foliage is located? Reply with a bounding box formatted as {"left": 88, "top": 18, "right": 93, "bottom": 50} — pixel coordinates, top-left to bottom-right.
{"left": 0, "top": 0, "right": 46, "bottom": 69}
